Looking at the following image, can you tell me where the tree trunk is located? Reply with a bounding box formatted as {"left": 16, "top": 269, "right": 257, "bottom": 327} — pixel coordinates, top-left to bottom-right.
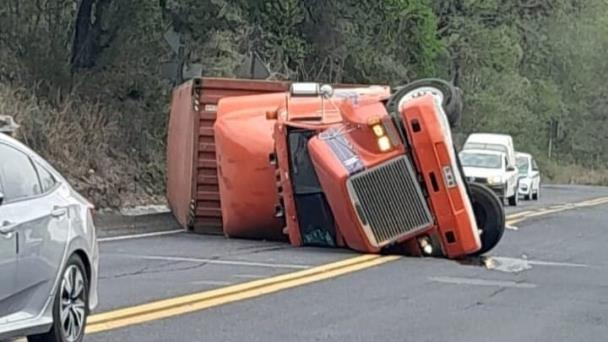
{"left": 70, "top": 0, "right": 112, "bottom": 71}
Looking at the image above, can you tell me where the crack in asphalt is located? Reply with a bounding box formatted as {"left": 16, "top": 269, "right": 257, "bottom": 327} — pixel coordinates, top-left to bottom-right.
{"left": 99, "top": 260, "right": 183, "bottom": 280}
{"left": 464, "top": 286, "right": 508, "bottom": 310}
{"left": 99, "top": 253, "right": 239, "bottom": 280}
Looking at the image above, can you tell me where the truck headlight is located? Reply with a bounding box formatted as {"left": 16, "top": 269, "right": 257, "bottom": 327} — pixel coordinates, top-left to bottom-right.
{"left": 377, "top": 136, "right": 392, "bottom": 152}
{"left": 371, "top": 123, "right": 385, "bottom": 137}
{"left": 488, "top": 176, "right": 503, "bottom": 185}
{"left": 369, "top": 119, "right": 393, "bottom": 152}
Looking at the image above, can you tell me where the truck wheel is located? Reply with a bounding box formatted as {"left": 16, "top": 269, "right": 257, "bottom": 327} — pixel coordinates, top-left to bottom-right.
{"left": 469, "top": 183, "right": 505, "bottom": 255}
{"left": 387, "top": 78, "right": 463, "bottom": 128}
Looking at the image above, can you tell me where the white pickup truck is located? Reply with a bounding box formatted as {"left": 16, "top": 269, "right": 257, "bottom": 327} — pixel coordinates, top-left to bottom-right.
{"left": 461, "top": 133, "right": 519, "bottom": 206}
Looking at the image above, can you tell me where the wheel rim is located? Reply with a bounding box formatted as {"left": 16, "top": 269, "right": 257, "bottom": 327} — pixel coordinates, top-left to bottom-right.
{"left": 397, "top": 86, "right": 445, "bottom": 110}
{"left": 60, "top": 265, "right": 86, "bottom": 342}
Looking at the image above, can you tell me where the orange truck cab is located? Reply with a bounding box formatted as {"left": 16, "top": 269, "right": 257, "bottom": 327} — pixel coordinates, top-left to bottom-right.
{"left": 214, "top": 79, "right": 505, "bottom": 258}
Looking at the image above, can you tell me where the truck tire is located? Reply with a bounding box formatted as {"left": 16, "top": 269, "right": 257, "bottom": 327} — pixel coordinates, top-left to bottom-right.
{"left": 386, "top": 78, "right": 463, "bottom": 128}
{"left": 469, "top": 183, "right": 505, "bottom": 255}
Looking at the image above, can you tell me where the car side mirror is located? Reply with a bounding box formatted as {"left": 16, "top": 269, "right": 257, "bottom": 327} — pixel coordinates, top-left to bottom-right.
{"left": 0, "top": 192, "right": 4, "bottom": 206}
{"left": 506, "top": 166, "right": 516, "bottom": 172}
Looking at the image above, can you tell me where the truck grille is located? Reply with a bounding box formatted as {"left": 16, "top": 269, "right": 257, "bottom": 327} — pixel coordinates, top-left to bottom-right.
{"left": 346, "top": 156, "right": 433, "bottom": 247}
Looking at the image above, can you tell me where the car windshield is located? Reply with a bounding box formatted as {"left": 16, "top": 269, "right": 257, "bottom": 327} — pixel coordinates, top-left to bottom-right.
{"left": 460, "top": 152, "right": 503, "bottom": 169}
{"left": 464, "top": 142, "right": 508, "bottom": 154}
{"left": 517, "top": 156, "right": 530, "bottom": 175}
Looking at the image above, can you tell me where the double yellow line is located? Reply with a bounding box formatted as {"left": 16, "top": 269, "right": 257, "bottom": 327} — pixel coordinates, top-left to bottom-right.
{"left": 506, "top": 196, "right": 608, "bottom": 225}
{"left": 88, "top": 196, "right": 608, "bottom": 334}
{"left": 86, "top": 254, "right": 399, "bottom": 333}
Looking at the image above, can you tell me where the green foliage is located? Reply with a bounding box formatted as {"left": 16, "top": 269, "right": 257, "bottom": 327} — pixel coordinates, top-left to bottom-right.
{"left": 436, "top": 0, "right": 608, "bottom": 170}
{"left": 1, "top": 0, "right": 608, "bottom": 207}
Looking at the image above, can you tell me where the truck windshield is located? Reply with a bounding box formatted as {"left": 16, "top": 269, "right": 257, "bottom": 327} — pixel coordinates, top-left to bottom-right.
{"left": 464, "top": 142, "right": 508, "bottom": 154}
{"left": 517, "top": 156, "right": 530, "bottom": 175}
{"left": 460, "top": 152, "right": 502, "bottom": 169}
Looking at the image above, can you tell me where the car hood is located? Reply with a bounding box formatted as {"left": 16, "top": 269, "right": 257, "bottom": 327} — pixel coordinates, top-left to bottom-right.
{"left": 462, "top": 166, "right": 504, "bottom": 178}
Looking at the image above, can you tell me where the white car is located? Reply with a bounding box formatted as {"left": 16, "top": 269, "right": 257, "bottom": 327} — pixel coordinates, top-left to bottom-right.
{"left": 460, "top": 149, "right": 519, "bottom": 206}
{"left": 0, "top": 133, "right": 99, "bottom": 342}
{"left": 516, "top": 152, "right": 541, "bottom": 200}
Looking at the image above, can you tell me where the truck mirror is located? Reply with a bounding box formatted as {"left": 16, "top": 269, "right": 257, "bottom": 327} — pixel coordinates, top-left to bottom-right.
{"left": 506, "top": 165, "right": 516, "bottom": 172}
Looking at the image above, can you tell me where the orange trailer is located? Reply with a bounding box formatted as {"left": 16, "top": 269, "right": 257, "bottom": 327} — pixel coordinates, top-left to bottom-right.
{"left": 166, "top": 78, "right": 288, "bottom": 234}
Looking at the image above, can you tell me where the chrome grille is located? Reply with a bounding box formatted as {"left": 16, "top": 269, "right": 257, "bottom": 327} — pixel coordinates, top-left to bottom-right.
{"left": 347, "top": 156, "right": 433, "bottom": 247}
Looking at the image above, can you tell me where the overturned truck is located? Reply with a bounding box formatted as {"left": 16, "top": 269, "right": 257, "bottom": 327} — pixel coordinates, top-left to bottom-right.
{"left": 167, "top": 78, "right": 505, "bottom": 258}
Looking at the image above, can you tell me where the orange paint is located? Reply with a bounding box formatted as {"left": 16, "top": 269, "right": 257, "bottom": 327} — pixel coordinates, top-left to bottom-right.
{"left": 209, "top": 82, "right": 481, "bottom": 258}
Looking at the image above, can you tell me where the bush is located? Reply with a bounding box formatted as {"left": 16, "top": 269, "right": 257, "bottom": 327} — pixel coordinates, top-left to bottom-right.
{"left": 0, "top": 82, "right": 166, "bottom": 208}
{"left": 541, "top": 159, "right": 608, "bottom": 186}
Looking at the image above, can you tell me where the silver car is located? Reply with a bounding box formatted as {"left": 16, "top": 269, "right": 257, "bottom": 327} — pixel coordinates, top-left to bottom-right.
{"left": 0, "top": 133, "right": 99, "bottom": 342}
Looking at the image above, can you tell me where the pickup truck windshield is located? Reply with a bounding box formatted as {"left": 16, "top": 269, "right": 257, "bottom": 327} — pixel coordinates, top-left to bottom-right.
{"left": 464, "top": 142, "right": 508, "bottom": 155}
{"left": 460, "top": 152, "right": 502, "bottom": 169}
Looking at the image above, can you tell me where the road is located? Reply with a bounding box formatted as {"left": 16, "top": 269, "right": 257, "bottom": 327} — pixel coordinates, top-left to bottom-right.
{"left": 34, "top": 185, "right": 608, "bottom": 341}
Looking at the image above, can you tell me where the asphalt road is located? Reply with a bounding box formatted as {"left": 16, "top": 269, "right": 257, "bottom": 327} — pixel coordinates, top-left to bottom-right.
{"left": 70, "top": 185, "right": 608, "bottom": 341}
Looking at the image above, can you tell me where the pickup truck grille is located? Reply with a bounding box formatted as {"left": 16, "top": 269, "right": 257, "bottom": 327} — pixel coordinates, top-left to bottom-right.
{"left": 467, "top": 176, "right": 487, "bottom": 184}
{"left": 347, "top": 156, "right": 433, "bottom": 247}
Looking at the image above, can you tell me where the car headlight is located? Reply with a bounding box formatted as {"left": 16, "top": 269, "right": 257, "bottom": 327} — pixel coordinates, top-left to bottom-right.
{"left": 488, "top": 176, "right": 503, "bottom": 185}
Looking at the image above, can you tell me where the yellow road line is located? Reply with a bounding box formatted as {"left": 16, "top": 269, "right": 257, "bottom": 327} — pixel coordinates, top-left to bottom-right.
{"left": 87, "top": 254, "right": 399, "bottom": 334}
{"left": 576, "top": 197, "right": 608, "bottom": 206}
{"left": 506, "top": 210, "right": 535, "bottom": 219}
{"left": 505, "top": 196, "right": 608, "bottom": 225}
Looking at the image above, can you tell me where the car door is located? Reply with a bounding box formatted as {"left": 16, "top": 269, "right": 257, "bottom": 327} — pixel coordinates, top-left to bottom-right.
{"left": 17, "top": 160, "right": 71, "bottom": 316}
{"left": 0, "top": 185, "right": 18, "bottom": 320}
{"left": 0, "top": 143, "right": 69, "bottom": 321}
{"left": 531, "top": 158, "right": 541, "bottom": 190}
{"left": 0, "top": 142, "right": 44, "bottom": 321}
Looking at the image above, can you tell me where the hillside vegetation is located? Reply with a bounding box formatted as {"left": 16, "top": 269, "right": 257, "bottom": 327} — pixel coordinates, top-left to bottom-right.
{"left": 1, "top": 0, "right": 607, "bottom": 207}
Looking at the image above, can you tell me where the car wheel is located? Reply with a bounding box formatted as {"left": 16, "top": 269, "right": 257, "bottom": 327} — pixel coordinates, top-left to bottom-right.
{"left": 386, "top": 78, "right": 463, "bottom": 128}
{"left": 524, "top": 194, "right": 531, "bottom": 201}
{"left": 533, "top": 185, "right": 540, "bottom": 200}
{"left": 469, "top": 183, "right": 505, "bottom": 255}
{"left": 28, "top": 254, "right": 89, "bottom": 342}
{"left": 508, "top": 182, "right": 519, "bottom": 206}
